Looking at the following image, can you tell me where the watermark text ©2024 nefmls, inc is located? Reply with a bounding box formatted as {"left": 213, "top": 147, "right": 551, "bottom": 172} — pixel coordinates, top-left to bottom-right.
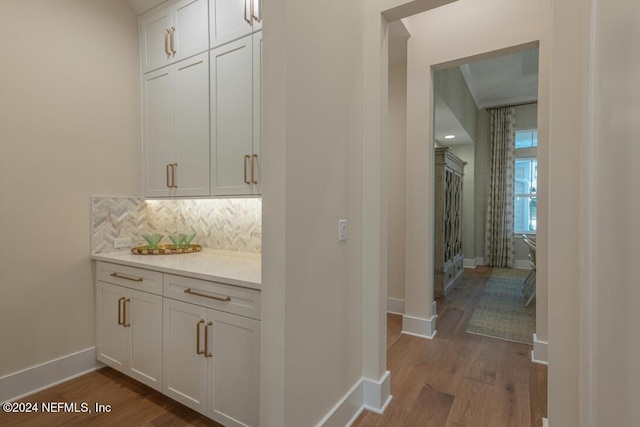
{"left": 2, "top": 401, "right": 112, "bottom": 414}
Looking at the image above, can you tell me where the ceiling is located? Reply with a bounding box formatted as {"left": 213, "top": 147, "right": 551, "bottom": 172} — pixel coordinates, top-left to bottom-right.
{"left": 388, "top": 22, "right": 539, "bottom": 146}
{"left": 434, "top": 48, "right": 539, "bottom": 146}
{"left": 460, "top": 49, "right": 539, "bottom": 109}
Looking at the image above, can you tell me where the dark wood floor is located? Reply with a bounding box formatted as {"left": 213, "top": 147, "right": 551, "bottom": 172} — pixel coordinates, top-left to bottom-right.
{"left": 353, "top": 266, "right": 547, "bottom": 427}
{"left": 1, "top": 266, "right": 546, "bottom": 427}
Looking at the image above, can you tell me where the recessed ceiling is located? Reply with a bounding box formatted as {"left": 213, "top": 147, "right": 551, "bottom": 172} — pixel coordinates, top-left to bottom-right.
{"left": 460, "top": 48, "right": 539, "bottom": 109}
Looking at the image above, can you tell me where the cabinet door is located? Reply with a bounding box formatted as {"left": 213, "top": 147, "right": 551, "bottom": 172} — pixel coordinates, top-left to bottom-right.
{"left": 143, "top": 67, "right": 174, "bottom": 197}
{"left": 126, "top": 289, "right": 163, "bottom": 392}
{"left": 163, "top": 298, "right": 208, "bottom": 414}
{"left": 211, "top": 35, "right": 254, "bottom": 196}
{"left": 140, "top": 0, "right": 208, "bottom": 74}
{"left": 207, "top": 310, "right": 260, "bottom": 427}
{"left": 172, "top": 0, "right": 209, "bottom": 64}
{"left": 251, "top": 31, "right": 262, "bottom": 194}
{"left": 139, "top": 7, "right": 173, "bottom": 74}
{"left": 174, "top": 52, "right": 210, "bottom": 196}
{"left": 210, "top": 0, "right": 254, "bottom": 48}
{"left": 96, "top": 282, "right": 127, "bottom": 372}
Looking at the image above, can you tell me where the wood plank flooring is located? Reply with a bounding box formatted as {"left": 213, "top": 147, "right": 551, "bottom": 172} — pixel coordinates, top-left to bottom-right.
{"left": 0, "top": 367, "right": 222, "bottom": 427}
{"left": 1, "top": 266, "right": 546, "bottom": 427}
{"left": 354, "top": 266, "right": 547, "bottom": 427}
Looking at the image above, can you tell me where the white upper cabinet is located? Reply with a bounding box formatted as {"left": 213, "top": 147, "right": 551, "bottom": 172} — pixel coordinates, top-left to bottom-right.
{"left": 210, "top": 0, "right": 261, "bottom": 49}
{"left": 143, "top": 52, "right": 210, "bottom": 197}
{"left": 140, "top": 0, "right": 209, "bottom": 74}
{"left": 210, "top": 32, "right": 261, "bottom": 196}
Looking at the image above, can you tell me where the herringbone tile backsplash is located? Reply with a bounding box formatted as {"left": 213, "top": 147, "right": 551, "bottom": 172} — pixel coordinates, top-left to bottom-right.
{"left": 92, "top": 197, "right": 261, "bottom": 254}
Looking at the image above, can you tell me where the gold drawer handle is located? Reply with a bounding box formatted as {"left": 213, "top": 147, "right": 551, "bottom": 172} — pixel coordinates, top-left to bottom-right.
{"left": 110, "top": 272, "right": 143, "bottom": 282}
{"left": 184, "top": 288, "right": 231, "bottom": 302}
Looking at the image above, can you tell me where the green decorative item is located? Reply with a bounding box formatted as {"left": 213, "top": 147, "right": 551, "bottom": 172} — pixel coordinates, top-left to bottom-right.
{"left": 169, "top": 234, "right": 186, "bottom": 249}
{"left": 183, "top": 232, "right": 196, "bottom": 247}
{"left": 142, "top": 234, "right": 163, "bottom": 249}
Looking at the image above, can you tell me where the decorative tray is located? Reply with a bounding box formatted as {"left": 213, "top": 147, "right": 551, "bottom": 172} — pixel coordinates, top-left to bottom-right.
{"left": 131, "top": 244, "right": 202, "bottom": 255}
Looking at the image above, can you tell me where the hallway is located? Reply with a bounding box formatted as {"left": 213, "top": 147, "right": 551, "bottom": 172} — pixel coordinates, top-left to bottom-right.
{"left": 354, "top": 267, "right": 547, "bottom": 426}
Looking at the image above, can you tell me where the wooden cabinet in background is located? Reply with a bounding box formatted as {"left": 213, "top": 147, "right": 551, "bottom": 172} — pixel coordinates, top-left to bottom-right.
{"left": 434, "top": 147, "right": 466, "bottom": 298}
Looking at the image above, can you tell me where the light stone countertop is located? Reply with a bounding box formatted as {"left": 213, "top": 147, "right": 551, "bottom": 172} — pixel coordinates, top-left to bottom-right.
{"left": 91, "top": 249, "right": 261, "bottom": 290}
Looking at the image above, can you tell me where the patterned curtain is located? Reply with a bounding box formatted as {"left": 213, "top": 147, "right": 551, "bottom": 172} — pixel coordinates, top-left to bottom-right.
{"left": 485, "top": 107, "right": 516, "bottom": 268}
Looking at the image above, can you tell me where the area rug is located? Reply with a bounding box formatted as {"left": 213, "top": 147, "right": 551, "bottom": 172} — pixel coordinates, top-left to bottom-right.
{"left": 466, "top": 268, "right": 535, "bottom": 344}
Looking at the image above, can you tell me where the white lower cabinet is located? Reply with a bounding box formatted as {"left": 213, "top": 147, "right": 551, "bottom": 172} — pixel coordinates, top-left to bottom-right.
{"left": 96, "top": 281, "right": 163, "bottom": 392}
{"left": 163, "top": 298, "right": 260, "bottom": 427}
{"left": 95, "top": 261, "right": 260, "bottom": 426}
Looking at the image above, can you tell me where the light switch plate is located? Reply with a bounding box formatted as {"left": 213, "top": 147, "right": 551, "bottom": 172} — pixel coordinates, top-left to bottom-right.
{"left": 339, "top": 219, "right": 348, "bottom": 242}
{"left": 113, "top": 237, "right": 132, "bottom": 249}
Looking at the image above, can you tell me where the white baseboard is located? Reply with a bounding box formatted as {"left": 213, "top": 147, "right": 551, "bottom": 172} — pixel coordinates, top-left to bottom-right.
{"left": 531, "top": 333, "right": 549, "bottom": 365}
{"left": 402, "top": 313, "right": 437, "bottom": 340}
{"left": 463, "top": 258, "right": 478, "bottom": 268}
{"left": 543, "top": 416, "right": 549, "bottom": 427}
{"left": 0, "top": 347, "right": 103, "bottom": 403}
{"left": 386, "top": 297, "right": 405, "bottom": 315}
{"left": 515, "top": 259, "right": 533, "bottom": 269}
{"left": 317, "top": 371, "right": 392, "bottom": 427}
{"left": 475, "top": 257, "right": 486, "bottom": 266}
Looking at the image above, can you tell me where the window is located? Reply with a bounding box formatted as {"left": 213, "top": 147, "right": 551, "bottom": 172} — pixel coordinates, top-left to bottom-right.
{"left": 514, "top": 129, "right": 537, "bottom": 233}
{"left": 515, "top": 129, "right": 538, "bottom": 148}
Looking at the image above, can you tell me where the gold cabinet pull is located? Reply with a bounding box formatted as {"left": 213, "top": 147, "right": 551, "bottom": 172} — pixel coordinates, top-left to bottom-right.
{"left": 184, "top": 288, "right": 231, "bottom": 302}
{"left": 117, "top": 297, "right": 125, "bottom": 325}
{"left": 243, "top": 155, "right": 251, "bottom": 184}
{"left": 204, "top": 321, "right": 213, "bottom": 358}
{"left": 169, "top": 27, "right": 176, "bottom": 55}
{"left": 122, "top": 298, "right": 131, "bottom": 327}
{"left": 171, "top": 162, "right": 178, "bottom": 188}
{"left": 164, "top": 28, "right": 171, "bottom": 55}
{"left": 196, "top": 319, "right": 205, "bottom": 355}
{"left": 111, "top": 272, "right": 143, "bottom": 282}
{"left": 251, "top": 0, "right": 261, "bottom": 23}
{"left": 251, "top": 154, "right": 258, "bottom": 184}
{"left": 166, "top": 163, "right": 172, "bottom": 188}
{"left": 243, "top": 0, "right": 251, "bottom": 24}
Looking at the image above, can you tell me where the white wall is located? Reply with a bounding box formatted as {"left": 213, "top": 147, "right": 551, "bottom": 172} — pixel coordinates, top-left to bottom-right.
{"left": 588, "top": 0, "right": 640, "bottom": 424}
{"left": 403, "top": 0, "right": 551, "bottom": 330}
{"left": 0, "top": 0, "right": 139, "bottom": 377}
{"left": 388, "top": 54, "right": 408, "bottom": 304}
{"left": 261, "top": 0, "right": 364, "bottom": 425}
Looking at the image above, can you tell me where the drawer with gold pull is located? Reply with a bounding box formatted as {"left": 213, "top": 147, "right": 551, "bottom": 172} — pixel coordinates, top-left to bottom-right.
{"left": 97, "top": 262, "right": 163, "bottom": 295}
{"left": 163, "top": 274, "right": 260, "bottom": 320}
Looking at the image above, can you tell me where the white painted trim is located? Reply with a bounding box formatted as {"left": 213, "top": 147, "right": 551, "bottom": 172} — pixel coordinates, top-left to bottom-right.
{"left": 362, "top": 371, "right": 392, "bottom": 414}
{"left": 463, "top": 258, "right": 478, "bottom": 268}
{"left": 0, "top": 347, "right": 103, "bottom": 403}
{"left": 386, "top": 297, "right": 405, "bottom": 314}
{"left": 531, "top": 333, "right": 549, "bottom": 365}
{"left": 402, "top": 314, "right": 437, "bottom": 339}
{"left": 316, "top": 371, "right": 392, "bottom": 427}
{"left": 543, "top": 416, "right": 549, "bottom": 427}
{"left": 515, "top": 259, "right": 533, "bottom": 269}
{"left": 475, "top": 257, "right": 487, "bottom": 266}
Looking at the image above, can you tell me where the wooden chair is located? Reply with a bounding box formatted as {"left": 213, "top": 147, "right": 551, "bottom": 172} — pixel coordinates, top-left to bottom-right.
{"left": 521, "top": 234, "right": 537, "bottom": 307}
